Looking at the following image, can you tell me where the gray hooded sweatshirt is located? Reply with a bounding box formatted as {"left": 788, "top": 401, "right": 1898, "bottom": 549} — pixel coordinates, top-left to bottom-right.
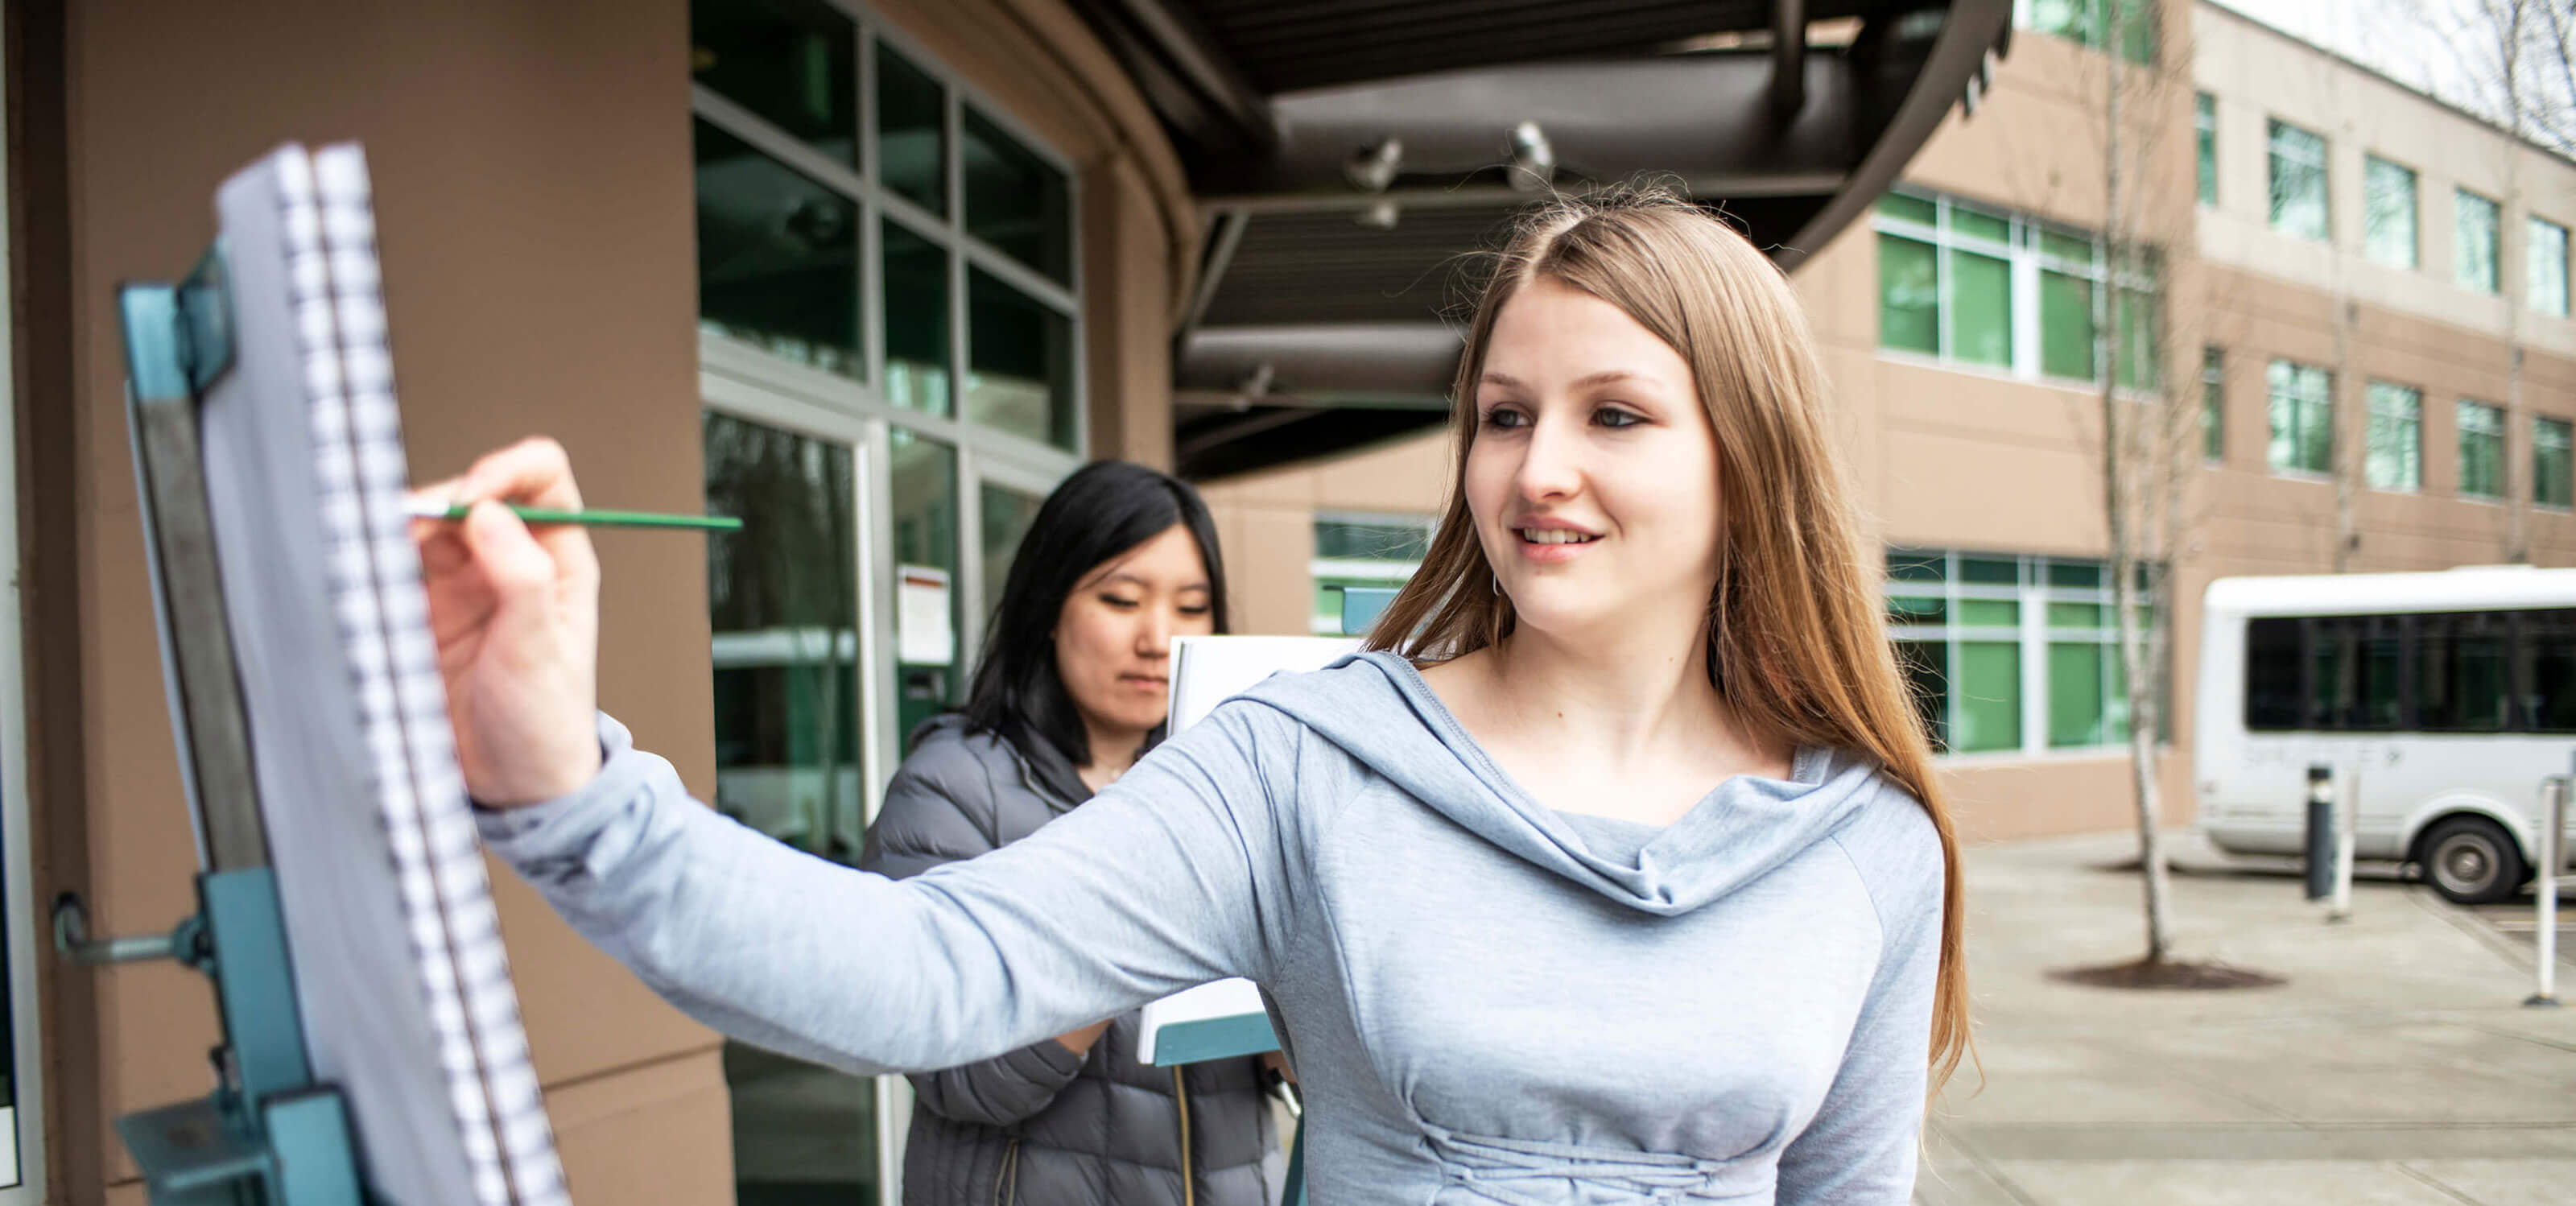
{"left": 480, "top": 653, "right": 1944, "bottom": 1205}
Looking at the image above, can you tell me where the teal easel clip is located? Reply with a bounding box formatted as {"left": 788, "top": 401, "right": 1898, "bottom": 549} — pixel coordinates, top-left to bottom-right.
{"left": 56, "top": 240, "right": 371, "bottom": 1205}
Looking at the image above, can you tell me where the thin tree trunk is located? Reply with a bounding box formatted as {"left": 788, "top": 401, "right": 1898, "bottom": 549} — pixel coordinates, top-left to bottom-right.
{"left": 2100, "top": 11, "right": 2174, "bottom": 964}
{"left": 2333, "top": 299, "right": 2355, "bottom": 574}
{"left": 2506, "top": 0, "right": 2533, "bottom": 563}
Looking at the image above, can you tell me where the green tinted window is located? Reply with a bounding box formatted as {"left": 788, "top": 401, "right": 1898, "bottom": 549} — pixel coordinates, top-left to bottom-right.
{"left": 695, "top": 119, "right": 862, "bottom": 380}
{"left": 2041, "top": 271, "right": 2095, "bottom": 381}
{"left": 1879, "top": 192, "right": 1937, "bottom": 225}
{"left": 877, "top": 42, "right": 947, "bottom": 214}
{"left": 1956, "top": 642, "right": 2023, "bottom": 753}
{"left": 1878, "top": 234, "right": 1938, "bottom": 354}
{"left": 692, "top": 0, "right": 857, "bottom": 163}
{"left": 1947, "top": 249, "right": 2013, "bottom": 368}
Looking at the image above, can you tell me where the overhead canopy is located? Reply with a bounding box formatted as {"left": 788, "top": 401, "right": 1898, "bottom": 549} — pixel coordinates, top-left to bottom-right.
{"left": 1065, "top": 0, "right": 2017, "bottom": 480}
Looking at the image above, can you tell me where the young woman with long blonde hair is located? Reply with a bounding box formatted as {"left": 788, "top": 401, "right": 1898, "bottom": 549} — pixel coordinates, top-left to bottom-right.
{"left": 419, "top": 188, "right": 1967, "bottom": 1205}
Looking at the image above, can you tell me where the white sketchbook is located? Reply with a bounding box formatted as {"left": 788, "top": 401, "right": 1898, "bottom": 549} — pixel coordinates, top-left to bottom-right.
{"left": 198, "top": 143, "right": 567, "bottom": 1206}
{"left": 1164, "top": 635, "right": 1362, "bottom": 733}
{"left": 1139, "top": 636, "right": 1360, "bottom": 1066}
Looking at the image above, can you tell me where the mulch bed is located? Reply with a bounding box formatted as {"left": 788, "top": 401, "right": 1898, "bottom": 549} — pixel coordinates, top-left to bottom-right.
{"left": 2048, "top": 958, "right": 2286, "bottom": 990}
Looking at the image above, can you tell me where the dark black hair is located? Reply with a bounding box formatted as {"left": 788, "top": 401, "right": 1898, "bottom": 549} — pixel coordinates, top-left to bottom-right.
{"left": 962, "top": 460, "right": 1230, "bottom": 771}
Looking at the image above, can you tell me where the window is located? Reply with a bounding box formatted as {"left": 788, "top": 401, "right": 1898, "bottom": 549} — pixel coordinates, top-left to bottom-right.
{"left": 2530, "top": 216, "right": 2570, "bottom": 317}
{"left": 695, "top": 118, "right": 864, "bottom": 380}
{"left": 2266, "top": 359, "right": 2333, "bottom": 475}
{"left": 2458, "top": 188, "right": 2502, "bottom": 293}
{"left": 1311, "top": 514, "right": 1434, "bottom": 634}
{"left": 1876, "top": 190, "right": 2160, "bottom": 386}
{"left": 2195, "top": 92, "right": 2216, "bottom": 207}
{"left": 2201, "top": 347, "right": 2224, "bottom": 462}
{"left": 2017, "top": 0, "right": 2157, "bottom": 64}
{"left": 692, "top": 0, "right": 857, "bottom": 163}
{"left": 2267, "top": 119, "right": 2329, "bottom": 241}
{"left": 2245, "top": 609, "right": 2572, "bottom": 733}
{"left": 2363, "top": 155, "right": 2417, "bottom": 269}
{"left": 2538, "top": 415, "right": 2573, "bottom": 508}
{"left": 702, "top": 413, "right": 877, "bottom": 1205}
{"left": 1885, "top": 550, "right": 2161, "bottom": 755}
{"left": 2459, "top": 400, "right": 2504, "bottom": 499}
{"left": 691, "top": 7, "right": 1088, "bottom": 1200}
{"left": 2364, "top": 382, "right": 2421, "bottom": 490}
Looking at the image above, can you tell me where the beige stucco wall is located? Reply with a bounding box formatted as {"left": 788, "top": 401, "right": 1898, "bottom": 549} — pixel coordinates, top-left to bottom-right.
{"left": 31, "top": 1, "right": 1187, "bottom": 1201}
{"left": 2194, "top": 1, "right": 2576, "bottom": 363}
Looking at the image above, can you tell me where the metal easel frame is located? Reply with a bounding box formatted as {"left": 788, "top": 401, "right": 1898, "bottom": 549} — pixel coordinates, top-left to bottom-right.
{"left": 48, "top": 242, "right": 366, "bottom": 1205}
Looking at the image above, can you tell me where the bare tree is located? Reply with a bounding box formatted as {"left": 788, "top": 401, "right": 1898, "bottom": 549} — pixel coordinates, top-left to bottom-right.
{"left": 2095, "top": 0, "right": 2201, "bottom": 966}
{"left": 2379, "top": 0, "right": 2576, "bottom": 156}
{"left": 2379, "top": 0, "right": 2576, "bottom": 561}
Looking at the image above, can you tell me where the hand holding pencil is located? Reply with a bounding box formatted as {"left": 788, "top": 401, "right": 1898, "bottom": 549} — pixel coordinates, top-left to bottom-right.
{"left": 409, "top": 437, "right": 608, "bottom": 807}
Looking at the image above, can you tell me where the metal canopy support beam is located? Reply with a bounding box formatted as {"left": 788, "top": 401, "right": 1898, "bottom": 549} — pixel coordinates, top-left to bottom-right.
{"left": 1773, "top": 0, "right": 2014, "bottom": 270}
{"left": 1176, "top": 207, "right": 1249, "bottom": 341}
{"left": 1770, "top": 0, "right": 1809, "bottom": 123}
{"left": 1176, "top": 322, "right": 1462, "bottom": 398}
{"left": 1189, "top": 52, "right": 1865, "bottom": 201}
{"left": 1070, "top": 0, "right": 1277, "bottom": 158}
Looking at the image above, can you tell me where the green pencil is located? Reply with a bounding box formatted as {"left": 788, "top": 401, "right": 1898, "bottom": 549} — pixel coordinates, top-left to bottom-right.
{"left": 406, "top": 498, "right": 742, "bottom": 532}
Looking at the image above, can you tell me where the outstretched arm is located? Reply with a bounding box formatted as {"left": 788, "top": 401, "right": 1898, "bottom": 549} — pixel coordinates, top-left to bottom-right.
{"left": 476, "top": 707, "right": 1291, "bottom": 1076}
{"left": 417, "top": 438, "right": 1293, "bottom": 1076}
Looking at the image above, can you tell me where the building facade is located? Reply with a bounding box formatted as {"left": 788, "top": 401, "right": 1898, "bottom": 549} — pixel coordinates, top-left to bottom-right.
{"left": 1205, "top": 1, "right": 2576, "bottom": 849}
{"left": 7, "top": 2, "right": 1191, "bottom": 1204}
{"left": 2, "top": 2, "right": 2008, "bottom": 1204}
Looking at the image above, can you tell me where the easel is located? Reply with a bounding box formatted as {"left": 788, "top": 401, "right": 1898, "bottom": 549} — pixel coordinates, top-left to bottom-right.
{"left": 48, "top": 243, "right": 368, "bottom": 1204}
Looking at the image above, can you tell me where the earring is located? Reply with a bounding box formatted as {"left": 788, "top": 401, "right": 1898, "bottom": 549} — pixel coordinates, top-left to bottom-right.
{"left": 1490, "top": 572, "right": 1501, "bottom": 597}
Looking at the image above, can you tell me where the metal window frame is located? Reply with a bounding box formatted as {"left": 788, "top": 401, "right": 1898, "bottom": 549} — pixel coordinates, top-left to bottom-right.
{"left": 2363, "top": 381, "right": 2424, "bottom": 494}
{"left": 1885, "top": 550, "right": 2151, "bottom": 759}
{"left": 2201, "top": 345, "right": 2225, "bottom": 464}
{"left": 2527, "top": 215, "right": 2570, "bottom": 318}
{"left": 692, "top": 8, "right": 1096, "bottom": 1202}
{"left": 2264, "top": 358, "right": 2334, "bottom": 477}
{"left": 1876, "top": 188, "right": 2156, "bottom": 388}
{"left": 0, "top": 2, "right": 43, "bottom": 1192}
{"left": 2265, "top": 117, "right": 2330, "bottom": 241}
{"left": 2458, "top": 188, "right": 2504, "bottom": 294}
{"left": 2361, "top": 154, "right": 2419, "bottom": 271}
{"left": 2535, "top": 415, "right": 2574, "bottom": 510}
{"left": 2459, "top": 399, "right": 2507, "bottom": 499}
{"left": 2195, "top": 91, "right": 2217, "bottom": 208}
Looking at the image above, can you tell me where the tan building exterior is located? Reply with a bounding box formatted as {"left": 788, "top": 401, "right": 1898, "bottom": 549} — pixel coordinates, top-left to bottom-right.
{"left": 1205, "top": 0, "right": 2576, "bottom": 845}
{"left": 0, "top": 0, "right": 2082, "bottom": 1202}
{"left": 8, "top": 2, "right": 1192, "bottom": 1203}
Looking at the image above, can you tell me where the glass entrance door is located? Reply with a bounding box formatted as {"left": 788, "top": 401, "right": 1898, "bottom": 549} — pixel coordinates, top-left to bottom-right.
{"left": 704, "top": 411, "right": 881, "bottom": 1206}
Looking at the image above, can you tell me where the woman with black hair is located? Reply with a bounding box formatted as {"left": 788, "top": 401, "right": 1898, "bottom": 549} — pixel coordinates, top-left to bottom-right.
{"left": 856, "top": 460, "right": 1283, "bottom": 1206}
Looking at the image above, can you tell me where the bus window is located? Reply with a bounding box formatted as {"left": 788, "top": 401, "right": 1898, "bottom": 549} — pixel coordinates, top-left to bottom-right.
{"left": 2415, "top": 612, "right": 2509, "bottom": 732}
{"left": 2306, "top": 618, "right": 2351, "bottom": 729}
{"left": 2354, "top": 618, "right": 2403, "bottom": 729}
{"left": 2525, "top": 608, "right": 2576, "bottom": 732}
{"left": 2246, "top": 617, "right": 2302, "bottom": 730}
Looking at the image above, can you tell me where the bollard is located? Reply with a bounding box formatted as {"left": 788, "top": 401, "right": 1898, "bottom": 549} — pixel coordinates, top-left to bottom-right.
{"left": 2530, "top": 774, "right": 2566, "bottom": 1008}
{"left": 2330, "top": 760, "right": 2360, "bottom": 923}
{"left": 2305, "top": 763, "right": 2335, "bottom": 902}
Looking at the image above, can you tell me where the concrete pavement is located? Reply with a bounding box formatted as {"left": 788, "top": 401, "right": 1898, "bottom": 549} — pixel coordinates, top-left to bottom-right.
{"left": 1915, "top": 832, "right": 2576, "bottom": 1206}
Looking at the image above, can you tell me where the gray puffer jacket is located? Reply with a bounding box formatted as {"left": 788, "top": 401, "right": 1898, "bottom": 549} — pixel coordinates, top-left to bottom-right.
{"left": 858, "top": 715, "right": 1284, "bottom": 1206}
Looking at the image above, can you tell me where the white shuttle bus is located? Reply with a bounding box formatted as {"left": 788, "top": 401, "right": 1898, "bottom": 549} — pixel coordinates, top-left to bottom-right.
{"left": 2195, "top": 566, "right": 2576, "bottom": 904}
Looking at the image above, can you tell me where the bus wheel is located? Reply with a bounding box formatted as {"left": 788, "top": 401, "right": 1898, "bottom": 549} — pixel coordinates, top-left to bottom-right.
{"left": 2421, "top": 816, "right": 2526, "bottom": 906}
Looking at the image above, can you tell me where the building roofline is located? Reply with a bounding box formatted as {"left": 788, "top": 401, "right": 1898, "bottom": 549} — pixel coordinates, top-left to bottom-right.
{"left": 2198, "top": 0, "right": 2576, "bottom": 173}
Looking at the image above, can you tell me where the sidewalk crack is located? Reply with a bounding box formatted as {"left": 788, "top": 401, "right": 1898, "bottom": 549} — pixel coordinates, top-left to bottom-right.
{"left": 2396, "top": 1161, "right": 2487, "bottom": 1206}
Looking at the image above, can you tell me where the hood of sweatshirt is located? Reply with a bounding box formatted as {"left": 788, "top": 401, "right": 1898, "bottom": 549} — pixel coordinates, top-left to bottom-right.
{"left": 1235, "top": 651, "right": 1887, "bottom": 917}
